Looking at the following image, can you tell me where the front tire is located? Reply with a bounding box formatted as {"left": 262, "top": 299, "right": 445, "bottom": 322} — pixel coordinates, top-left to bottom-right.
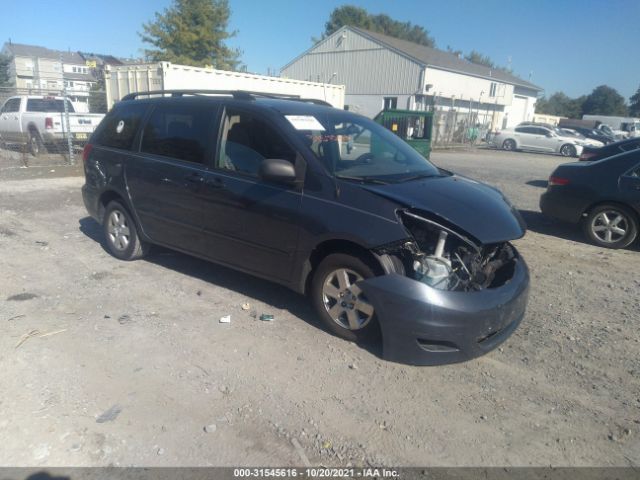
{"left": 583, "top": 204, "right": 638, "bottom": 249}
{"left": 560, "top": 144, "right": 577, "bottom": 157}
{"left": 311, "top": 253, "right": 378, "bottom": 342}
{"left": 502, "top": 139, "right": 516, "bottom": 151}
{"left": 103, "top": 200, "right": 149, "bottom": 260}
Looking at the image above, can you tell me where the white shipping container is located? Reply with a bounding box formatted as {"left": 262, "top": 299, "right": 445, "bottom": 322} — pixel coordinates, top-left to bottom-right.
{"left": 104, "top": 62, "right": 345, "bottom": 109}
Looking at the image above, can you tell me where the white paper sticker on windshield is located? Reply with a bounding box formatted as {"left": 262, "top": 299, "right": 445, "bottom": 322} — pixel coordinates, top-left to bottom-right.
{"left": 285, "top": 115, "right": 325, "bottom": 131}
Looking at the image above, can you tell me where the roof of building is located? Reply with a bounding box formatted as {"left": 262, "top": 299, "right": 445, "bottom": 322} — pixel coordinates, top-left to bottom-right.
{"left": 349, "top": 27, "right": 542, "bottom": 91}
{"left": 284, "top": 26, "right": 542, "bottom": 91}
{"left": 3, "top": 42, "right": 90, "bottom": 65}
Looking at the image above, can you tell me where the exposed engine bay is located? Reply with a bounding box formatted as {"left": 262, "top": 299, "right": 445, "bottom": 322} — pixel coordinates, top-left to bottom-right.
{"left": 376, "top": 210, "right": 518, "bottom": 292}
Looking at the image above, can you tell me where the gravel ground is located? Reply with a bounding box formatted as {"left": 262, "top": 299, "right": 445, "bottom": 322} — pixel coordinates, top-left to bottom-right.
{"left": 0, "top": 147, "right": 638, "bottom": 467}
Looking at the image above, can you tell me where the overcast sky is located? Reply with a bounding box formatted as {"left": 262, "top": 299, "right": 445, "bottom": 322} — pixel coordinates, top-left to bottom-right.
{"left": 4, "top": 0, "right": 639, "bottom": 99}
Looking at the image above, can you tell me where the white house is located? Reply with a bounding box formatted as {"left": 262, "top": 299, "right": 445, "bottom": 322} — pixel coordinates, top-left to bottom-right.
{"left": 1, "top": 42, "right": 100, "bottom": 112}
{"left": 281, "top": 26, "right": 543, "bottom": 130}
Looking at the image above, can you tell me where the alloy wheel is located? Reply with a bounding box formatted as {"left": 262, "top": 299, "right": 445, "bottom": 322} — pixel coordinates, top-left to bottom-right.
{"left": 322, "top": 268, "right": 374, "bottom": 330}
{"left": 591, "top": 210, "right": 628, "bottom": 244}
{"left": 107, "top": 209, "right": 131, "bottom": 251}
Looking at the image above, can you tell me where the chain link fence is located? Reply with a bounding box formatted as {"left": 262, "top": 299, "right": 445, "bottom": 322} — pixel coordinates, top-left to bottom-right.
{"left": 430, "top": 106, "right": 498, "bottom": 148}
{"left": 0, "top": 86, "right": 107, "bottom": 168}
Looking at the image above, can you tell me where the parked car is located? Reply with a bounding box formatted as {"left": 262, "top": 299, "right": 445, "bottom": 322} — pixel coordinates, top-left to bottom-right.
{"left": 558, "top": 128, "right": 604, "bottom": 147}
{"left": 563, "top": 126, "right": 615, "bottom": 145}
{"left": 0, "top": 95, "right": 105, "bottom": 156}
{"left": 540, "top": 150, "right": 640, "bottom": 248}
{"left": 557, "top": 119, "right": 618, "bottom": 142}
{"left": 579, "top": 137, "right": 640, "bottom": 161}
{"left": 82, "top": 90, "right": 530, "bottom": 366}
{"left": 491, "top": 124, "right": 585, "bottom": 157}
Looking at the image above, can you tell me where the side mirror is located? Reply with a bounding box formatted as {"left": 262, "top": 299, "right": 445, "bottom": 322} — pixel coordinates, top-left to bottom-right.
{"left": 546, "top": 132, "right": 554, "bottom": 138}
{"left": 259, "top": 158, "right": 297, "bottom": 185}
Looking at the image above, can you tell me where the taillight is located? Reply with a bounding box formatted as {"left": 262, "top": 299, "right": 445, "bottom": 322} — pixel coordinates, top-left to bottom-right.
{"left": 548, "top": 176, "right": 570, "bottom": 186}
{"left": 82, "top": 143, "right": 93, "bottom": 163}
{"left": 45, "top": 117, "right": 53, "bottom": 129}
{"left": 579, "top": 152, "right": 597, "bottom": 161}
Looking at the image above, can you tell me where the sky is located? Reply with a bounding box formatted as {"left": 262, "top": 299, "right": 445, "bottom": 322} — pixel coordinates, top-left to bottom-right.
{"left": 3, "top": 0, "right": 640, "bottom": 100}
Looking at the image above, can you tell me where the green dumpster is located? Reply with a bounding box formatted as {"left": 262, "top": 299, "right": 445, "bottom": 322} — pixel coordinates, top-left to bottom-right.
{"left": 374, "top": 109, "right": 433, "bottom": 159}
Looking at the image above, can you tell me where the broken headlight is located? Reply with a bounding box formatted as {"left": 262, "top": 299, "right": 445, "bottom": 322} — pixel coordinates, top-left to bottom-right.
{"left": 397, "top": 211, "right": 516, "bottom": 291}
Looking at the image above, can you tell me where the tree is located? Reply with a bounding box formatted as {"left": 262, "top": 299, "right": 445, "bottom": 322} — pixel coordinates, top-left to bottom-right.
{"left": 464, "top": 50, "right": 496, "bottom": 69}
{"left": 319, "top": 5, "right": 435, "bottom": 47}
{"left": 628, "top": 85, "right": 640, "bottom": 117}
{"left": 581, "top": 85, "right": 628, "bottom": 116}
{"left": 535, "top": 92, "right": 584, "bottom": 118}
{"left": 140, "top": 0, "right": 241, "bottom": 70}
{"left": 0, "top": 53, "right": 12, "bottom": 87}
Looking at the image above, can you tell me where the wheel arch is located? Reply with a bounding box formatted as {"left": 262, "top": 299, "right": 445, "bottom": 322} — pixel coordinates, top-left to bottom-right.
{"left": 581, "top": 199, "right": 639, "bottom": 222}
{"left": 97, "top": 189, "right": 132, "bottom": 222}
{"left": 299, "top": 238, "right": 386, "bottom": 295}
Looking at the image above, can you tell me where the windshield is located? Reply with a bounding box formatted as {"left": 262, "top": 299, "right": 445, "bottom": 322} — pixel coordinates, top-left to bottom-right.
{"left": 287, "top": 111, "right": 441, "bottom": 183}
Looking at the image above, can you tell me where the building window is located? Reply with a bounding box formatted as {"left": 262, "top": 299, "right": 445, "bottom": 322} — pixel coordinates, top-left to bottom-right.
{"left": 383, "top": 97, "right": 398, "bottom": 110}
{"left": 489, "top": 82, "right": 497, "bottom": 97}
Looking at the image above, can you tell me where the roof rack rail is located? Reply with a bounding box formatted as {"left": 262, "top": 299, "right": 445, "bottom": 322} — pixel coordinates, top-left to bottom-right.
{"left": 120, "top": 90, "right": 252, "bottom": 101}
{"left": 120, "top": 89, "right": 333, "bottom": 107}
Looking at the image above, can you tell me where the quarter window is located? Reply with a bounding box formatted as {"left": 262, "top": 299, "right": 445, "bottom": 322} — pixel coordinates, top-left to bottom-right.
{"left": 141, "top": 103, "right": 212, "bottom": 164}
{"left": 216, "top": 109, "right": 295, "bottom": 177}
{"left": 93, "top": 103, "right": 148, "bottom": 151}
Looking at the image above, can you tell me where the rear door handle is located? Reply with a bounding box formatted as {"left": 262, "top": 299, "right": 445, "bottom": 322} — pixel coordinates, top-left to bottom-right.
{"left": 184, "top": 173, "right": 204, "bottom": 183}
{"left": 184, "top": 172, "right": 205, "bottom": 189}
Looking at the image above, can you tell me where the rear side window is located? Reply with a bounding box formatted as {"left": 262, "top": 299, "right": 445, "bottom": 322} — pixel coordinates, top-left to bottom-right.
{"left": 1, "top": 98, "right": 21, "bottom": 113}
{"left": 26, "top": 98, "right": 75, "bottom": 113}
{"left": 141, "top": 103, "right": 213, "bottom": 164}
{"left": 93, "top": 103, "right": 148, "bottom": 151}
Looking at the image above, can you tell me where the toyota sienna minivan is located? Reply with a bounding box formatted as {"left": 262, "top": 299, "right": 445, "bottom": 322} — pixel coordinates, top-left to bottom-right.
{"left": 82, "top": 90, "right": 529, "bottom": 365}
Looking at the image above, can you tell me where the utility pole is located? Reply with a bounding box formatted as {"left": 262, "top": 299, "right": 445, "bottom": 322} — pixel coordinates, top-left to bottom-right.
{"left": 60, "top": 54, "right": 74, "bottom": 164}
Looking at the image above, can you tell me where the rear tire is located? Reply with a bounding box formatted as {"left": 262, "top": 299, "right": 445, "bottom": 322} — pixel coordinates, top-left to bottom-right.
{"left": 560, "top": 144, "right": 576, "bottom": 157}
{"left": 311, "top": 253, "right": 379, "bottom": 343}
{"left": 583, "top": 204, "right": 638, "bottom": 249}
{"left": 502, "top": 139, "right": 516, "bottom": 151}
{"left": 103, "top": 200, "right": 149, "bottom": 260}
{"left": 28, "top": 130, "right": 47, "bottom": 157}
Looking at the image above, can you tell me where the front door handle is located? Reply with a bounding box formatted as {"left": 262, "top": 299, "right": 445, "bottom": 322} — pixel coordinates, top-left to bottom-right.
{"left": 204, "top": 177, "right": 225, "bottom": 189}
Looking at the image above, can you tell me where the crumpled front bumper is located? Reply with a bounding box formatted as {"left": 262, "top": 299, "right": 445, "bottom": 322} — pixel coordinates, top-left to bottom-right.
{"left": 357, "top": 256, "right": 529, "bottom": 366}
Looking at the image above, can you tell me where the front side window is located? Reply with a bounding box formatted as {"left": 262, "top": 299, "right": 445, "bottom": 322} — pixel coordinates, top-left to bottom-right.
{"left": 1, "top": 98, "right": 21, "bottom": 113}
{"left": 93, "top": 103, "right": 148, "bottom": 151}
{"left": 216, "top": 108, "right": 296, "bottom": 176}
{"left": 288, "top": 111, "right": 441, "bottom": 183}
{"left": 141, "top": 103, "right": 212, "bottom": 164}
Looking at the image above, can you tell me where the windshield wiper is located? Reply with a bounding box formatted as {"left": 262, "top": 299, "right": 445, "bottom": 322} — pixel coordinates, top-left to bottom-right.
{"left": 397, "top": 173, "right": 442, "bottom": 182}
{"left": 335, "top": 175, "right": 391, "bottom": 185}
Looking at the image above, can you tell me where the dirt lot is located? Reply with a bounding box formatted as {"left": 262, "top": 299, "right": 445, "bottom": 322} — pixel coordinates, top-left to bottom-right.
{"left": 0, "top": 147, "right": 638, "bottom": 467}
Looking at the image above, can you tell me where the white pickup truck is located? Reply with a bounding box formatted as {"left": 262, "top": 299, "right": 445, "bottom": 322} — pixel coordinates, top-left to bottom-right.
{"left": 0, "top": 95, "right": 105, "bottom": 156}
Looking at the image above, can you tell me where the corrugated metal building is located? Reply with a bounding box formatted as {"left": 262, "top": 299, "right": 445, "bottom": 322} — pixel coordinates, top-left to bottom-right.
{"left": 281, "top": 26, "right": 543, "bottom": 131}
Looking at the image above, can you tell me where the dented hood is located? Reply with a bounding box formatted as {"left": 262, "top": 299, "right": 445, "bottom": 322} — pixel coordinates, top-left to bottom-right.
{"left": 364, "top": 174, "right": 526, "bottom": 244}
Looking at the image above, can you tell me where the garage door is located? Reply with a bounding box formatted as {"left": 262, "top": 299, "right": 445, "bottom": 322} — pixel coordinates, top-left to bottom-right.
{"left": 506, "top": 95, "right": 529, "bottom": 128}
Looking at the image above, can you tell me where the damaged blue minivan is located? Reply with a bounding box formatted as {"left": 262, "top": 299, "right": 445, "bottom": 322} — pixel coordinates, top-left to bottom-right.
{"left": 82, "top": 90, "right": 529, "bottom": 365}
